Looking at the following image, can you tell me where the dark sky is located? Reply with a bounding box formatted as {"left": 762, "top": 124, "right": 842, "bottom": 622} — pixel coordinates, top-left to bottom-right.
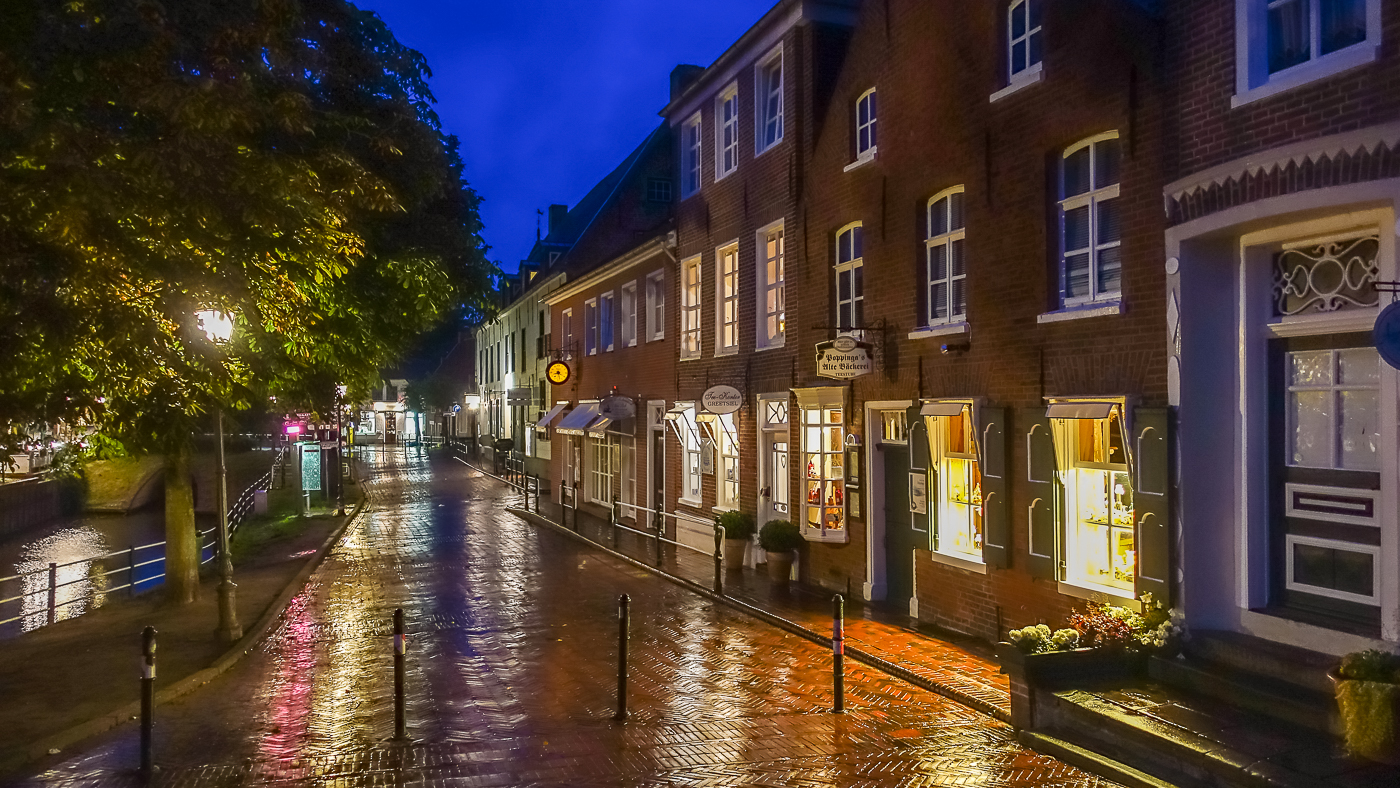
{"left": 356, "top": 0, "right": 776, "bottom": 273}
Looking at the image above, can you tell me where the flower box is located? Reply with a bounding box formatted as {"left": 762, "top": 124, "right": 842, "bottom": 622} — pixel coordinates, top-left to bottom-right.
{"left": 997, "top": 643, "right": 1146, "bottom": 730}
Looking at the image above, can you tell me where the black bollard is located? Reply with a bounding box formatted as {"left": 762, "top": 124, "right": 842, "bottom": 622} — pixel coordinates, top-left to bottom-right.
{"left": 611, "top": 498, "right": 620, "bottom": 549}
{"left": 713, "top": 522, "right": 725, "bottom": 596}
{"left": 140, "top": 626, "right": 156, "bottom": 774}
{"left": 615, "top": 594, "right": 630, "bottom": 721}
{"left": 832, "top": 595, "right": 845, "bottom": 714}
{"left": 653, "top": 509, "right": 664, "bottom": 567}
{"left": 393, "top": 608, "right": 407, "bottom": 740}
{"left": 46, "top": 562, "right": 57, "bottom": 625}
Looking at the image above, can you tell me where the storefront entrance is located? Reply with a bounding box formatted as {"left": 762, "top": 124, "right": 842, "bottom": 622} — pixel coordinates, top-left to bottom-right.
{"left": 882, "top": 442, "right": 916, "bottom": 609}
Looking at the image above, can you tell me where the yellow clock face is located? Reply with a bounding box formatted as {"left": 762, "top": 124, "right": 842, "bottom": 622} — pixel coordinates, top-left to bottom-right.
{"left": 546, "top": 361, "right": 571, "bottom": 385}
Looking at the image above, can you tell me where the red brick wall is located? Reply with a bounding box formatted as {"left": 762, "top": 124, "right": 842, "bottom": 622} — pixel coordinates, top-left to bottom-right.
{"left": 796, "top": 0, "right": 1168, "bottom": 640}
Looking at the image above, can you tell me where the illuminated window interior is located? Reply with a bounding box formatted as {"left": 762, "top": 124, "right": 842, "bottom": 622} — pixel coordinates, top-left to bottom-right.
{"left": 932, "top": 408, "right": 983, "bottom": 561}
{"left": 1061, "top": 410, "right": 1135, "bottom": 593}
{"left": 803, "top": 407, "right": 845, "bottom": 536}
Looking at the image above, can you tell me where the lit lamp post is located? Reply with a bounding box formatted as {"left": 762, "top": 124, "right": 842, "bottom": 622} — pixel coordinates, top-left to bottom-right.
{"left": 335, "top": 384, "right": 347, "bottom": 516}
{"left": 196, "top": 310, "right": 242, "bottom": 644}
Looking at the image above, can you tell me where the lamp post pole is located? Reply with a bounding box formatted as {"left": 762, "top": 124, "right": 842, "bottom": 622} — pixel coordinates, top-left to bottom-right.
{"left": 335, "top": 388, "right": 346, "bottom": 517}
{"left": 215, "top": 407, "right": 242, "bottom": 643}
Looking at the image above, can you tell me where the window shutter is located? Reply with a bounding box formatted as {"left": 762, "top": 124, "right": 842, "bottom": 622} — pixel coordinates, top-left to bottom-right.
{"left": 1133, "top": 407, "right": 1171, "bottom": 605}
{"left": 907, "top": 405, "right": 932, "bottom": 537}
{"left": 1023, "top": 408, "right": 1059, "bottom": 581}
{"left": 979, "top": 407, "right": 1009, "bottom": 569}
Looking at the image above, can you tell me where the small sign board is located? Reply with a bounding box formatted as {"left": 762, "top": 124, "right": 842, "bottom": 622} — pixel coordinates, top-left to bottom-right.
{"left": 816, "top": 337, "right": 874, "bottom": 379}
{"left": 600, "top": 395, "right": 637, "bottom": 420}
{"left": 702, "top": 385, "right": 743, "bottom": 414}
{"left": 507, "top": 387, "right": 533, "bottom": 406}
{"left": 1375, "top": 301, "right": 1400, "bottom": 370}
{"left": 909, "top": 471, "right": 927, "bottom": 515}
{"left": 301, "top": 443, "right": 322, "bottom": 492}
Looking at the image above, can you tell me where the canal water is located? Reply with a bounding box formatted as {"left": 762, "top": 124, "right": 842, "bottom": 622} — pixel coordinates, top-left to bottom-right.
{"left": 0, "top": 506, "right": 217, "bottom": 639}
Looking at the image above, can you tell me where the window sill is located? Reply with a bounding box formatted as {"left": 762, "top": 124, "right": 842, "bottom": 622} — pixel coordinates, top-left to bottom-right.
{"left": 679, "top": 354, "right": 702, "bottom": 362}
{"left": 989, "top": 64, "right": 1043, "bottom": 104}
{"left": 715, "top": 347, "right": 739, "bottom": 358}
{"left": 647, "top": 334, "right": 665, "bottom": 343}
{"left": 1037, "top": 301, "right": 1123, "bottom": 324}
{"left": 908, "top": 322, "right": 969, "bottom": 340}
{"left": 711, "top": 504, "right": 738, "bottom": 515}
{"left": 929, "top": 549, "right": 987, "bottom": 575}
{"left": 1232, "top": 43, "right": 1379, "bottom": 109}
{"left": 715, "top": 167, "right": 737, "bottom": 183}
{"left": 755, "top": 138, "right": 784, "bottom": 160}
{"left": 843, "top": 150, "right": 877, "bottom": 172}
{"left": 1057, "top": 580, "right": 1139, "bottom": 610}
{"left": 801, "top": 528, "right": 850, "bottom": 544}
{"left": 755, "top": 339, "right": 786, "bottom": 352}
{"left": 677, "top": 497, "right": 703, "bottom": 510}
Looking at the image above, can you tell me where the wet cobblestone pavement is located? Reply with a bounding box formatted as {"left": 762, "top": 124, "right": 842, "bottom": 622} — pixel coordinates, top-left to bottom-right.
{"left": 18, "top": 448, "right": 1118, "bottom": 787}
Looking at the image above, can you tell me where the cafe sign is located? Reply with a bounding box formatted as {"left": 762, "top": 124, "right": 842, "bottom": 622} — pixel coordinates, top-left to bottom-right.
{"left": 815, "top": 337, "right": 873, "bottom": 379}
{"left": 701, "top": 385, "right": 743, "bottom": 414}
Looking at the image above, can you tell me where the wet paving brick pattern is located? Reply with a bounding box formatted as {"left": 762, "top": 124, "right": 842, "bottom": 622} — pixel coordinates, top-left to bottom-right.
{"left": 22, "top": 448, "right": 1118, "bottom": 787}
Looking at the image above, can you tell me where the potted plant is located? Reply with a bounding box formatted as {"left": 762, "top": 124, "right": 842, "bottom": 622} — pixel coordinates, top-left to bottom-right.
{"left": 716, "top": 510, "right": 756, "bottom": 570}
{"left": 1332, "top": 649, "right": 1400, "bottom": 763}
{"left": 758, "top": 519, "right": 802, "bottom": 583}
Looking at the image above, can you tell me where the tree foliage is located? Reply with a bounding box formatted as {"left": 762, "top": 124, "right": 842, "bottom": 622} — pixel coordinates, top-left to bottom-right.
{"left": 0, "top": 0, "right": 494, "bottom": 453}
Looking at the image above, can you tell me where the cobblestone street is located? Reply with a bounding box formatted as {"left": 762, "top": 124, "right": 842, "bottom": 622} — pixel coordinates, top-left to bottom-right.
{"left": 18, "top": 448, "right": 1118, "bottom": 787}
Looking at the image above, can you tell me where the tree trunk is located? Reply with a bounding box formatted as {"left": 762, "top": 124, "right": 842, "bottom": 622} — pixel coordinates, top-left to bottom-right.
{"left": 164, "top": 449, "right": 199, "bottom": 605}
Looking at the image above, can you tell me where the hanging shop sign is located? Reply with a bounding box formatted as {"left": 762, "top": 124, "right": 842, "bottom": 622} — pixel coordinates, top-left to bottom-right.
{"left": 1375, "top": 301, "right": 1400, "bottom": 370}
{"left": 600, "top": 395, "right": 637, "bottom": 421}
{"left": 815, "top": 337, "right": 874, "bottom": 379}
{"left": 507, "top": 387, "right": 533, "bottom": 406}
{"left": 546, "top": 360, "right": 572, "bottom": 385}
{"left": 701, "top": 385, "right": 743, "bottom": 414}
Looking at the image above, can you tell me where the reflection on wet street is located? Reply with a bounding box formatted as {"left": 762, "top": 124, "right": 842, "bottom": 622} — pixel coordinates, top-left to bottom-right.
{"left": 20, "top": 447, "right": 1116, "bottom": 787}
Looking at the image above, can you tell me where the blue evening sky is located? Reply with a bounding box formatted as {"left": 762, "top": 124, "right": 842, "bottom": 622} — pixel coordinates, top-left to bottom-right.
{"left": 357, "top": 0, "right": 776, "bottom": 273}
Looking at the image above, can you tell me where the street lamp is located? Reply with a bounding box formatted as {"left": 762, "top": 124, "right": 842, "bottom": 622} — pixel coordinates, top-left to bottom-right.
{"left": 196, "top": 310, "right": 242, "bottom": 644}
{"left": 335, "top": 384, "right": 347, "bottom": 516}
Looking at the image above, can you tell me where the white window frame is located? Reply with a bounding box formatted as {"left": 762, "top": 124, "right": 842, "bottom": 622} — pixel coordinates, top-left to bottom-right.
{"left": 561, "top": 308, "right": 574, "bottom": 360}
{"left": 645, "top": 270, "right": 665, "bottom": 342}
{"left": 620, "top": 281, "right": 638, "bottom": 348}
{"left": 716, "top": 413, "right": 740, "bottom": 509}
{"left": 755, "top": 45, "right": 784, "bottom": 156}
{"left": 681, "top": 113, "right": 702, "bottom": 198}
{"left": 584, "top": 297, "right": 599, "bottom": 356}
{"left": 600, "top": 290, "right": 615, "bottom": 353}
{"left": 1059, "top": 132, "right": 1122, "bottom": 308}
{"left": 756, "top": 219, "right": 786, "bottom": 350}
{"left": 926, "top": 186, "right": 968, "bottom": 327}
{"left": 1008, "top": 0, "right": 1044, "bottom": 80}
{"left": 855, "top": 88, "right": 877, "bottom": 161}
{"left": 716, "top": 84, "right": 740, "bottom": 181}
{"left": 589, "top": 435, "right": 617, "bottom": 505}
{"left": 1233, "top": 0, "right": 1382, "bottom": 108}
{"left": 800, "top": 404, "right": 848, "bottom": 543}
{"left": 716, "top": 241, "right": 740, "bottom": 355}
{"left": 1285, "top": 347, "right": 1381, "bottom": 471}
{"left": 681, "top": 255, "right": 702, "bottom": 360}
{"left": 834, "top": 222, "right": 865, "bottom": 338}
{"left": 622, "top": 433, "right": 636, "bottom": 507}
{"left": 677, "top": 403, "right": 703, "bottom": 505}
{"left": 1052, "top": 405, "right": 1137, "bottom": 599}
{"left": 926, "top": 403, "right": 985, "bottom": 566}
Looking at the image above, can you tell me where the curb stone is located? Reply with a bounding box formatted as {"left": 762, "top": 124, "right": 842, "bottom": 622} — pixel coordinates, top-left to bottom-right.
{"left": 15, "top": 494, "right": 367, "bottom": 772}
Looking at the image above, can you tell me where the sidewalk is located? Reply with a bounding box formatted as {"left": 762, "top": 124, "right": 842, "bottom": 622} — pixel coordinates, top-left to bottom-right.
{"left": 0, "top": 496, "right": 359, "bottom": 780}
{"left": 506, "top": 485, "right": 1012, "bottom": 723}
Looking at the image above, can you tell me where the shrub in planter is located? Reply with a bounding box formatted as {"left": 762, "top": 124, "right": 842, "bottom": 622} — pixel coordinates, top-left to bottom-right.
{"left": 758, "top": 519, "right": 802, "bottom": 582}
{"left": 1007, "top": 624, "right": 1080, "bottom": 655}
{"left": 1333, "top": 649, "right": 1400, "bottom": 763}
{"left": 1069, "top": 593, "right": 1180, "bottom": 655}
{"left": 716, "top": 510, "right": 756, "bottom": 569}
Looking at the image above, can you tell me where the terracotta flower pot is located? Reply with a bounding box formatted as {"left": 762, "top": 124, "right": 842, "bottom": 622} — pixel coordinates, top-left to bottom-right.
{"left": 724, "top": 538, "right": 748, "bottom": 570}
{"left": 765, "top": 549, "right": 794, "bottom": 583}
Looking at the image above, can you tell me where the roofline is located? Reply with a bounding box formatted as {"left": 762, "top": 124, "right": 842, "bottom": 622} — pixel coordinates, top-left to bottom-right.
{"left": 657, "top": 0, "right": 860, "bottom": 120}
{"left": 544, "top": 236, "right": 673, "bottom": 307}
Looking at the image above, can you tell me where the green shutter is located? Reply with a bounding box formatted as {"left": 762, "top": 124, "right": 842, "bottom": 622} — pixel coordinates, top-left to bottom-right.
{"left": 1023, "top": 408, "right": 1059, "bottom": 581}
{"left": 1133, "top": 407, "right": 1171, "bottom": 605}
{"left": 979, "top": 406, "right": 1009, "bottom": 569}
{"left": 906, "top": 406, "right": 931, "bottom": 536}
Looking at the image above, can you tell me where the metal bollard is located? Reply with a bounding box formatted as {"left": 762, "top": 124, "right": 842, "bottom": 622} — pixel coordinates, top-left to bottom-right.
{"left": 559, "top": 480, "right": 568, "bottom": 529}
{"left": 393, "top": 608, "right": 407, "bottom": 740}
{"left": 713, "top": 523, "right": 725, "bottom": 596}
{"left": 572, "top": 482, "right": 580, "bottom": 532}
{"left": 140, "top": 626, "right": 156, "bottom": 774}
{"left": 832, "top": 594, "right": 845, "bottom": 714}
{"left": 615, "top": 594, "right": 630, "bottom": 721}
{"left": 46, "top": 562, "right": 57, "bottom": 625}
{"left": 533, "top": 475, "right": 540, "bottom": 512}
{"left": 652, "top": 509, "right": 664, "bottom": 567}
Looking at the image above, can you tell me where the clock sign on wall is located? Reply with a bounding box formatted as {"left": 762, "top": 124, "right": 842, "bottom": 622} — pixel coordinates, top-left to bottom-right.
{"left": 546, "top": 360, "right": 572, "bottom": 385}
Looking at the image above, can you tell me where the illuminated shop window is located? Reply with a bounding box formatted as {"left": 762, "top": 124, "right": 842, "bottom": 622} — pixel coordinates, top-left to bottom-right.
{"left": 1057, "top": 409, "right": 1135, "bottom": 594}
{"left": 928, "top": 405, "right": 983, "bottom": 562}
{"left": 802, "top": 407, "right": 846, "bottom": 539}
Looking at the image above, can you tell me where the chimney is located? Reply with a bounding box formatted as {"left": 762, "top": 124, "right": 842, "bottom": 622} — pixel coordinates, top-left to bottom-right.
{"left": 547, "top": 204, "right": 568, "bottom": 237}
{"left": 669, "top": 64, "right": 704, "bottom": 102}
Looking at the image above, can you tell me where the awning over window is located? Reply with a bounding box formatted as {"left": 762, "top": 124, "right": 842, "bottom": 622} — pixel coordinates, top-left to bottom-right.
{"left": 585, "top": 415, "right": 612, "bottom": 437}
{"left": 792, "top": 386, "right": 845, "bottom": 410}
{"left": 555, "top": 402, "right": 601, "bottom": 435}
{"left": 695, "top": 412, "right": 737, "bottom": 446}
{"left": 1046, "top": 401, "right": 1117, "bottom": 420}
{"left": 920, "top": 402, "right": 968, "bottom": 417}
{"left": 534, "top": 402, "right": 569, "bottom": 430}
{"left": 663, "top": 403, "right": 690, "bottom": 422}
{"left": 665, "top": 403, "right": 697, "bottom": 445}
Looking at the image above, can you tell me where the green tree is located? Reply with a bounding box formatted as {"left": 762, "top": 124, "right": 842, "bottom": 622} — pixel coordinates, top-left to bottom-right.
{"left": 0, "top": 0, "right": 492, "bottom": 604}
